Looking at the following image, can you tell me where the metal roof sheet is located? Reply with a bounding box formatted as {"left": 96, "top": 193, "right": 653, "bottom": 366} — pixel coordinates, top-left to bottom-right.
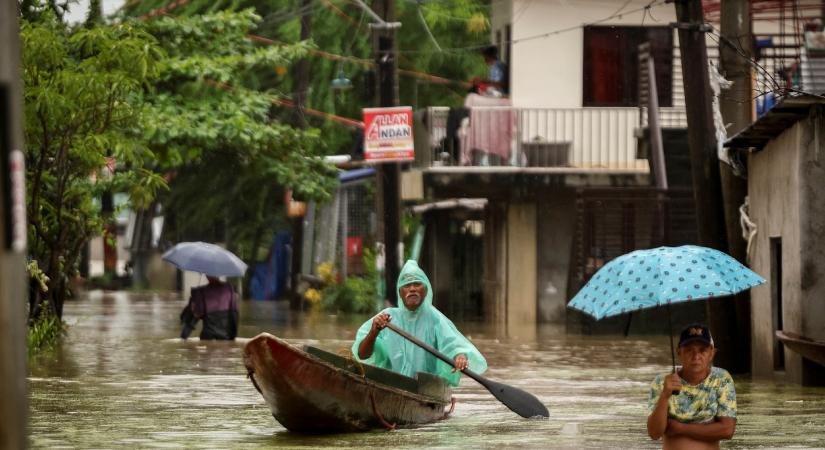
{"left": 724, "top": 94, "right": 825, "bottom": 150}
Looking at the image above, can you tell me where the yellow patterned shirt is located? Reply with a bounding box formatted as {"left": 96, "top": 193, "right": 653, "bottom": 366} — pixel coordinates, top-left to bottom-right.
{"left": 648, "top": 367, "right": 737, "bottom": 423}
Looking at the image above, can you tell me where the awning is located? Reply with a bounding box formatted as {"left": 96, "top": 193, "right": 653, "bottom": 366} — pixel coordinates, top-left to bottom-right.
{"left": 338, "top": 167, "right": 375, "bottom": 183}
{"left": 725, "top": 94, "right": 825, "bottom": 150}
{"left": 410, "top": 198, "right": 487, "bottom": 214}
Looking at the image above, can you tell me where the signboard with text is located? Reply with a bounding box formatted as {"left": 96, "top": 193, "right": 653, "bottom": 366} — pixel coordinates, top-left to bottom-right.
{"left": 363, "top": 106, "right": 414, "bottom": 162}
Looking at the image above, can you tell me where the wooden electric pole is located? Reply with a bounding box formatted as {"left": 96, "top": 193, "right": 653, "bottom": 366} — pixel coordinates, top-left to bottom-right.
{"left": 675, "top": 0, "right": 743, "bottom": 372}
{"left": 373, "top": 0, "right": 401, "bottom": 306}
{"left": 718, "top": 0, "right": 753, "bottom": 373}
{"left": 0, "top": 1, "right": 29, "bottom": 446}
{"left": 289, "top": 0, "right": 312, "bottom": 309}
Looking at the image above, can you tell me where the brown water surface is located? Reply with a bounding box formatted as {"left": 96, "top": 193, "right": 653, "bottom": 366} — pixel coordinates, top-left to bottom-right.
{"left": 28, "top": 291, "right": 825, "bottom": 449}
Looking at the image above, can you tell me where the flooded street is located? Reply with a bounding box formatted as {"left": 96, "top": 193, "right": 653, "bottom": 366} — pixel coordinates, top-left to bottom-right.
{"left": 28, "top": 291, "right": 825, "bottom": 449}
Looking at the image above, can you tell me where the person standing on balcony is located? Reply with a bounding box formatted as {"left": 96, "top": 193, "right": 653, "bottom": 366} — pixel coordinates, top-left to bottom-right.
{"left": 473, "top": 45, "right": 509, "bottom": 97}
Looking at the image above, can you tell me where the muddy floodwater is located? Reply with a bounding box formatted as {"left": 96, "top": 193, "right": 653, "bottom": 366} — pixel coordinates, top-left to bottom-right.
{"left": 28, "top": 291, "right": 825, "bottom": 449}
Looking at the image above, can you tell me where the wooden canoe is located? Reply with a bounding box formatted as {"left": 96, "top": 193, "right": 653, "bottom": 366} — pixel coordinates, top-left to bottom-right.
{"left": 776, "top": 330, "right": 825, "bottom": 368}
{"left": 243, "top": 332, "right": 453, "bottom": 433}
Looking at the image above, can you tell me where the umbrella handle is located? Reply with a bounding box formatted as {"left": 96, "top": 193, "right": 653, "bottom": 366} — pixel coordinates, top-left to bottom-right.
{"left": 671, "top": 366, "right": 681, "bottom": 396}
{"left": 668, "top": 305, "right": 680, "bottom": 396}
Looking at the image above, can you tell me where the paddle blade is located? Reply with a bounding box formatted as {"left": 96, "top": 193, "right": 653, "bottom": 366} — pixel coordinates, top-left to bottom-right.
{"left": 473, "top": 374, "right": 549, "bottom": 418}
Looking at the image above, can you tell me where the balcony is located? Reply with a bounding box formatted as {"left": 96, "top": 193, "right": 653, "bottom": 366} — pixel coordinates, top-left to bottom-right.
{"left": 420, "top": 106, "right": 687, "bottom": 174}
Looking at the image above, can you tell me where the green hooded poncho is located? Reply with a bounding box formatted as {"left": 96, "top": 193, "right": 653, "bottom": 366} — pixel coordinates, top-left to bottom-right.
{"left": 351, "top": 260, "right": 487, "bottom": 386}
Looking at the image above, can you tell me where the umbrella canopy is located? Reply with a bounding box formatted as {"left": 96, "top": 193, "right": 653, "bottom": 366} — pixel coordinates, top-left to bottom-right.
{"left": 568, "top": 245, "right": 765, "bottom": 320}
{"left": 162, "top": 242, "right": 247, "bottom": 277}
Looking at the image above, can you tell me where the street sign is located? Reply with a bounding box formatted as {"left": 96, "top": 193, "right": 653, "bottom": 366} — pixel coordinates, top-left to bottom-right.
{"left": 363, "top": 106, "right": 414, "bottom": 162}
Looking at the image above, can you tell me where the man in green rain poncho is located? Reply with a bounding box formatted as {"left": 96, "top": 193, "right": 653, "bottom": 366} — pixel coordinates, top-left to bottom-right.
{"left": 352, "top": 260, "right": 487, "bottom": 386}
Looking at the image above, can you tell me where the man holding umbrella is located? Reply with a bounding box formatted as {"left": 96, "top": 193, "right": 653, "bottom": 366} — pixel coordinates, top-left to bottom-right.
{"left": 162, "top": 241, "right": 247, "bottom": 341}
{"left": 566, "top": 246, "right": 760, "bottom": 447}
{"left": 647, "top": 323, "right": 737, "bottom": 449}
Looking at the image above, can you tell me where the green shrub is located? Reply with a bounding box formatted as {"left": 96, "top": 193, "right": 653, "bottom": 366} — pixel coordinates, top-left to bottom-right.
{"left": 320, "top": 275, "right": 376, "bottom": 314}
{"left": 27, "top": 306, "right": 65, "bottom": 355}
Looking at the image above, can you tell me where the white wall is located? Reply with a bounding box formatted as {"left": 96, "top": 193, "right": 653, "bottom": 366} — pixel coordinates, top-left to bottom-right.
{"left": 505, "top": 0, "right": 678, "bottom": 108}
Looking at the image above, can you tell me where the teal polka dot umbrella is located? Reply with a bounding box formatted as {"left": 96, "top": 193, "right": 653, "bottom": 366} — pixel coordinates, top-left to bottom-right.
{"left": 568, "top": 245, "right": 765, "bottom": 374}
{"left": 568, "top": 245, "right": 765, "bottom": 320}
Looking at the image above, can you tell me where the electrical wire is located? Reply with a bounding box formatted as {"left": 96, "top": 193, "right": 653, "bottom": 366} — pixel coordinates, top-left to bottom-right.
{"left": 260, "top": 2, "right": 319, "bottom": 26}
{"left": 393, "top": 0, "right": 671, "bottom": 54}
{"left": 706, "top": 25, "right": 825, "bottom": 105}
{"left": 416, "top": 4, "right": 443, "bottom": 52}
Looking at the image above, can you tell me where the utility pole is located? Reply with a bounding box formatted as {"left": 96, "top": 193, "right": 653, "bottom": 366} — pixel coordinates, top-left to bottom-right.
{"left": 373, "top": 0, "right": 401, "bottom": 306}
{"left": 289, "top": 0, "right": 312, "bottom": 309}
{"left": 675, "top": 0, "right": 741, "bottom": 371}
{"left": 718, "top": 0, "right": 752, "bottom": 373}
{"left": 0, "top": 0, "right": 29, "bottom": 447}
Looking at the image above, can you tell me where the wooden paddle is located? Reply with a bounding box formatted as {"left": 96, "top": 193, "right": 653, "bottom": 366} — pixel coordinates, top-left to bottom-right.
{"left": 385, "top": 322, "right": 549, "bottom": 418}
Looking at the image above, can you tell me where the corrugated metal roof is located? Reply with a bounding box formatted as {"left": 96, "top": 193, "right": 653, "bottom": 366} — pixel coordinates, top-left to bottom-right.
{"left": 725, "top": 94, "right": 825, "bottom": 150}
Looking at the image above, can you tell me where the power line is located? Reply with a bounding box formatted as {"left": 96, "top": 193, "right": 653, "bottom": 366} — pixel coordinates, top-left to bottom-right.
{"left": 705, "top": 24, "right": 825, "bottom": 105}
{"left": 247, "top": 34, "right": 470, "bottom": 87}
{"left": 394, "top": 0, "right": 672, "bottom": 54}
{"left": 205, "top": 79, "right": 365, "bottom": 128}
{"left": 416, "top": 4, "right": 443, "bottom": 51}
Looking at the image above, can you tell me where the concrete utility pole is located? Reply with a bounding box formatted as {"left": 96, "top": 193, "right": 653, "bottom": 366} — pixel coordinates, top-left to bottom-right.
{"left": 718, "top": 0, "right": 753, "bottom": 374}
{"left": 373, "top": 0, "right": 401, "bottom": 306}
{"left": 675, "top": 0, "right": 743, "bottom": 372}
{"left": 0, "top": 0, "right": 29, "bottom": 447}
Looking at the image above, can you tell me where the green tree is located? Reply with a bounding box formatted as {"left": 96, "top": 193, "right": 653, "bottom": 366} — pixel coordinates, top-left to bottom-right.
{"left": 21, "top": 15, "right": 166, "bottom": 320}
{"left": 122, "top": 0, "right": 491, "bottom": 155}
{"left": 134, "top": 10, "right": 338, "bottom": 265}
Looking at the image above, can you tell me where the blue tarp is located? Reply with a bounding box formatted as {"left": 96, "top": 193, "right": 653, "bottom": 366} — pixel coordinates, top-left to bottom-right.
{"left": 250, "top": 231, "right": 291, "bottom": 300}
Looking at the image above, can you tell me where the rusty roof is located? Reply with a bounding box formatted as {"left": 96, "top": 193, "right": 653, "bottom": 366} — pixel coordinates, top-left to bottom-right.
{"left": 725, "top": 94, "right": 825, "bottom": 150}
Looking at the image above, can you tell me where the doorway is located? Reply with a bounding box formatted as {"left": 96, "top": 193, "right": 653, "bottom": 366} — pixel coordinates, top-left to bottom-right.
{"left": 770, "top": 236, "right": 784, "bottom": 370}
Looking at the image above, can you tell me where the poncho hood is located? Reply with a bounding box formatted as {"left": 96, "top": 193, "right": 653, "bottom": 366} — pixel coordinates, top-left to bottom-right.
{"left": 396, "top": 260, "right": 433, "bottom": 318}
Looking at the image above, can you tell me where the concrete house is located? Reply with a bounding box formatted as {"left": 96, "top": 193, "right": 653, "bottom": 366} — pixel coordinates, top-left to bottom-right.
{"left": 408, "top": 1, "right": 699, "bottom": 337}
{"left": 726, "top": 96, "right": 825, "bottom": 385}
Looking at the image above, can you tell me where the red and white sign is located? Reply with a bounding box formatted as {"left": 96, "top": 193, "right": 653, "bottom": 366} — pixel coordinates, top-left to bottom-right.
{"left": 363, "top": 106, "right": 414, "bottom": 162}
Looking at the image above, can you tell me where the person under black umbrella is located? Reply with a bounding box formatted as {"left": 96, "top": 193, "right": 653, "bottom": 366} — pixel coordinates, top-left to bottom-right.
{"left": 180, "top": 275, "right": 239, "bottom": 340}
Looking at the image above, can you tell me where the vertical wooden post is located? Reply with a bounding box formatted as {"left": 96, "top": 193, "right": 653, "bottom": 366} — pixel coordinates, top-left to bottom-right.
{"left": 676, "top": 0, "right": 745, "bottom": 371}
{"left": 718, "top": 0, "right": 753, "bottom": 374}
{"left": 289, "top": 0, "right": 312, "bottom": 309}
{"left": 374, "top": 0, "right": 401, "bottom": 306}
{"left": 0, "top": 3, "right": 29, "bottom": 446}
{"left": 675, "top": 0, "right": 728, "bottom": 250}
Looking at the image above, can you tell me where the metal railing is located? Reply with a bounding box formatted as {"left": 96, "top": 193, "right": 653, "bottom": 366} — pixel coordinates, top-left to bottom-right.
{"left": 424, "top": 106, "right": 665, "bottom": 170}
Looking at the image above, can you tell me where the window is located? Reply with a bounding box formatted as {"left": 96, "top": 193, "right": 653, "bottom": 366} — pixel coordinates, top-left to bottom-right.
{"left": 583, "top": 26, "right": 673, "bottom": 107}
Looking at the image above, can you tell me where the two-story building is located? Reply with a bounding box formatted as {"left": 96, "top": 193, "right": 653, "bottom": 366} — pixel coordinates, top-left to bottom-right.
{"left": 408, "top": 0, "right": 825, "bottom": 341}
{"left": 404, "top": 0, "right": 704, "bottom": 338}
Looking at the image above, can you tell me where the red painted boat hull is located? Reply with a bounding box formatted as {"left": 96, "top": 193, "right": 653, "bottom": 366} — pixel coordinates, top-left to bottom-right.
{"left": 243, "top": 333, "right": 452, "bottom": 433}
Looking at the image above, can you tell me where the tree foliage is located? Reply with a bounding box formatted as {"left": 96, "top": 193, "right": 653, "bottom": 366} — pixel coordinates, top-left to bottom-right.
{"left": 134, "top": 10, "right": 338, "bottom": 262}
{"left": 21, "top": 15, "right": 166, "bottom": 319}
{"left": 122, "top": 0, "right": 491, "bottom": 155}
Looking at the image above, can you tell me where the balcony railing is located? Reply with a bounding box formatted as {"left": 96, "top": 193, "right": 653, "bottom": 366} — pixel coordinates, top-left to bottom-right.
{"left": 423, "top": 106, "right": 682, "bottom": 171}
